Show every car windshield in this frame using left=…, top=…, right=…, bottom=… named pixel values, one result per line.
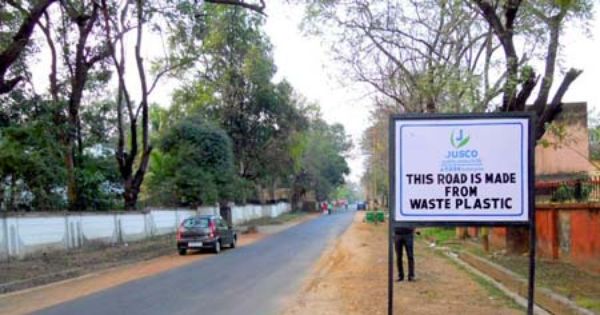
left=182, top=217, right=209, bottom=228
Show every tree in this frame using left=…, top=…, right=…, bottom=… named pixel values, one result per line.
left=292, top=116, right=352, bottom=203
left=99, top=0, right=266, bottom=209
left=0, top=94, right=66, bottom=210
left=302, top=0, right=496, bottom=114
left=0, top=0, right=57, bottom=94
left=302, top=0, right=593, bottom=139
left=471, top=0, right=592, bottom=139
left=35, top=0, right=116, bottom=210
left=360, top=108, right=389, bottom=205
left=172, top=5, right=308, bottom=197
left=147, top=114, right=235, bottom=207
left=0, top=1, right=265, bottom=95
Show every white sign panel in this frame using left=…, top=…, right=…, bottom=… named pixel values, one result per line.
left=394, top=116, right=531, bottom=223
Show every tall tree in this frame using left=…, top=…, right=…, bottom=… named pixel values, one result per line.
left=37, top=0, right=115, bottom=209
left=302, top=0, right=497, bottom=114
left=292, top=115, right=352, bottom=203
left=100, top=0, right=267, bottom=209
left=471, top=0, right=592, bottom=138
left=302, top=0, right=593, bottom=138
left=0, top=0, right=57, bottom=94
left=175, top=5, right=307, bottom=189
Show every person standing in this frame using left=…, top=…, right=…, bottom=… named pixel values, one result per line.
left=394, top=226, right=415, bottom=282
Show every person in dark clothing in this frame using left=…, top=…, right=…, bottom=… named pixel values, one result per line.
left=394, top=226, right=415, bottom=282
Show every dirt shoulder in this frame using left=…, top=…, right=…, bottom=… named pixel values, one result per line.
left=283, top=212, right=522, bottom=315
left=0, top=212, right=317, bottom=315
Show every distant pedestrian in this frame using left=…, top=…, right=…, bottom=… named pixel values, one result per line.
left=394, top=226, right=415, bottom=282
left=321, top=202, right=328, bottom=215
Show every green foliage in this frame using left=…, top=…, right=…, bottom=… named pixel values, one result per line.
left=74, top=155, right=122, bottom=211
left=146, top=114, right=237, bottom=207
left=293, top=117, right=352, bottom=201
left=0, top=96, right=66, bottom=210
left=172, top=6, right=308, bottom=185
left=332, top=182, right=361, bottom=203
left=419, top=228, right=456, bottom=244
left=576, top=183, right=592, bottom=201
left=550, top=179, right=592, bottom=203
left=552, top=183, right=575, bottom=202
left=0, top=1, right=353, bottom=212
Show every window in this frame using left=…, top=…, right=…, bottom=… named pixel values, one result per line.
left=182, top=217, right=209, bottom=228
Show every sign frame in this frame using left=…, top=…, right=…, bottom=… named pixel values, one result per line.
left=387, top=112, right=536, bottom=315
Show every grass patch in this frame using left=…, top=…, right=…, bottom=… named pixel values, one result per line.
left=239, top=211, right=308, bottom=227
left=419, top=227, right=456, bottom=244
left=468, top=266, right=525, bottom=311
left=576, top=297, right=600, bottom=312
left=489, top=255, right=600, bottom=313
left=431, top=248, right=524, bottom=311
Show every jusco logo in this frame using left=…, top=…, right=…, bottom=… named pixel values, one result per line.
left=446, top=129, right=478, bottom=159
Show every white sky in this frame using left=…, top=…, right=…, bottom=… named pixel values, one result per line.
left=264, top=2, right=371, bottom=184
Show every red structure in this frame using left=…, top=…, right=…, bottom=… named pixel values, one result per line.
left=484, top=204, right=600, bottom=273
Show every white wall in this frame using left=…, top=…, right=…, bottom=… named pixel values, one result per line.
left=0, top=203, right=290, bottom=259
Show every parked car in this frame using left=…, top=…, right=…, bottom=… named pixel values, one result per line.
left=176, top=215, right=237, bottom=255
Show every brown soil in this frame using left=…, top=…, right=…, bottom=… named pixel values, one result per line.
left=0, top=233, right=179, bottom=293
left=283, top=213, right=522, bottom=315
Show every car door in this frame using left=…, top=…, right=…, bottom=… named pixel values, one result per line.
left=217, top=218, right=231, bottom=244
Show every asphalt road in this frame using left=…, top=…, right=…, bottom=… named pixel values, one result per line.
left=35, top=211, right=354, bottom=315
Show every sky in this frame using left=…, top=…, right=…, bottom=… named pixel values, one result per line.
left=263, top=2, right=371, bottom=184
left=260, top=3, right=600, bottom=184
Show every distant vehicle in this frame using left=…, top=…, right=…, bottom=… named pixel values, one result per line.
left=357, top=202, right=367, bottom=211
left=176, top=215, right=237, bottom=255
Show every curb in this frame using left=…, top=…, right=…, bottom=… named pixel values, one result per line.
left=442, top=250, right=550, bottom=315
left=458, top=251, right=595, bottom=315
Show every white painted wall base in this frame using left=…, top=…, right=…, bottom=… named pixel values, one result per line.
left=0, top=202, right=290, bottom=259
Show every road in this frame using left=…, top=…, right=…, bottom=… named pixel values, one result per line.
left=34, top=211, right=354, bottom=315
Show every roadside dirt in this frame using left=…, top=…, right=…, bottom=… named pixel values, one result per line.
left=0, top=214, right=317, bottom=315
left=0, top=233, right=178, bottom=294
left=283, top=212, right=522, bottom=315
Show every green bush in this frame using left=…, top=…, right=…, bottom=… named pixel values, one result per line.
left=552, top=183, right=574, bottom=202
left=146, top=114, right=238, bottom=207
left=575, top=182, right=592, bottom=202
left=550, top=181, right=592, bottom=203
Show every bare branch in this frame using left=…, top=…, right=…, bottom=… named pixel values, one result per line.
left=0, top=0, right=58, bottom=94
left=536, top=68, right=583, bottom=139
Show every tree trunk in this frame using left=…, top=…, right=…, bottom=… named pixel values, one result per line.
left=0, top=0, right=57, bottom=94
left=123, top=179, right=140, bottom=210
left=65, top=142, right=78, bottom=210
left=7, top=176, right=16, bottom=211
left=219, top=201, right=232, bottom=226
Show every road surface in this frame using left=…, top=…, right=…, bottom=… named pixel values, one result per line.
left=34, top=211, right=354, bottom=315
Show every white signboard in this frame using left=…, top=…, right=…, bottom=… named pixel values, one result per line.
left=393, top=116, right=531, bottom=224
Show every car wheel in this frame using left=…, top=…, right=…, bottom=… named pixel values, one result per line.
left=213, top=241, right=221, bottom=254
left=178, top=248, right=186, bottom=256
left=230, top=236, right=237, bottom=248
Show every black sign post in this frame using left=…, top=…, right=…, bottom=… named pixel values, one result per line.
left=388, top=113, right=536, bottom=315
